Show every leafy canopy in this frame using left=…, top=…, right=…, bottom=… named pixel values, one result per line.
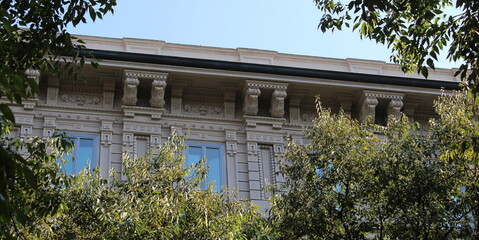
left=0, top=0, right=116, bottom=108
left=270, top=94, right=479, bottom=239
left=0, top=0, right=116, bottom=237
left=315, top=0, right=479, bottom=90
left=25, top=134, right=267, bottom=240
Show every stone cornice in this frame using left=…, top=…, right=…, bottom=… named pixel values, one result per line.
left=80, top=35, right=458, bottom=83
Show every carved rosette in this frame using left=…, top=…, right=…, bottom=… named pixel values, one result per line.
left=301, top=113, right=317, bottom=122
left=150, top=78, right=167, bottom=108
left=270, top=89, right=287, bottom=117
left=59, top=93, right=101, bottom=106
left=184, top=103, right=223, bottom=116
left=243, top=88, right=261, bottom=116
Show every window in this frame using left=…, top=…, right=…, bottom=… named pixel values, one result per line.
left=185, top=142, right=225, bottom=190
left=62, top=133, right=99, bottom=175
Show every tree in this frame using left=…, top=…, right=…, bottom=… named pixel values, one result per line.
left=269, top=95, right=479, bottom=239
left=0, top=130, right=73, bottom=239
left=314, top=0, right=478, bottom=91
left=23, top=134, right=266, bottom=240
left=0, top=0, right=116, bottom=237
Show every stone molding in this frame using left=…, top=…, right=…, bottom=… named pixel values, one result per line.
left=124, top=70, right=168, bottom=80
left=121, top=105, right=164, bottom=119
left=362, top=90, right=404, bottom=100
left=163, top=114, right=241, bottom=122
left=244, top=115, right=285, bottom=129
left=245, top=80, right=288, bottom=90
left=38, top=103, right=121, bottom=113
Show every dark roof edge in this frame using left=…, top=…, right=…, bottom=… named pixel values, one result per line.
left=80, top=49, right=461, bottom=90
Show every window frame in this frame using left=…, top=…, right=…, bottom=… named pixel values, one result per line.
left=185, top=141, right=226, bottom=190
left=62, top=133, right=100, bottom=175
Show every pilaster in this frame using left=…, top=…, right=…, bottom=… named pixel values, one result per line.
left=223, top=90, right=236, bottom=119
left=42, top=116, right=56, bottom=139
left=243, top=115, right=285, bottom=213
left=101, top=74, right=116, bottom=109
left=225, top=130, right=239, bottom=191
left=46, top=77, right=59, bottom=105
left=171, top=86, right=184, bottom=115
left=100, top=120, right=113, bottom=178
left=289, top=97, right=301, bottom=123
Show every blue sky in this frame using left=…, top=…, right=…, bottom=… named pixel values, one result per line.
left=67, top=0, right=458, bottom=69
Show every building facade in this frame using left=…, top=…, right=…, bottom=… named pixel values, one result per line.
left=11, top=36, right=460, bottom=211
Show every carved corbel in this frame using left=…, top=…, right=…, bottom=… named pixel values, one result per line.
left=25, top=69, right=40, bottom=97
left=387, top=99, right=404, bottom=121
left=150, top=78, right=167, bottom=108
left=270, top=89, right=287, bottom=118
left=359, top=97, right=378, bottom=123
left=243, top=88, right=261, bottom=116
left=121, top=76, right=140, bottom=106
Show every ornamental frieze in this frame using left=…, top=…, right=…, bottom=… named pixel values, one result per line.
left=184, top=103, right=223, bottom=116
left=59, top=93, right=101, bottom=106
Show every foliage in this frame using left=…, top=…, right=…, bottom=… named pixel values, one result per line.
left=314, top=0, right=478, bottom=90
left=270, top=94, right=479, bottom=239
left=26, top=134, right=266, bottom=240
left=0, top=0, right=116, bottom=233
left=0, top=128, right=73, bottom=239
left=0, top=0, right=116, bottom=106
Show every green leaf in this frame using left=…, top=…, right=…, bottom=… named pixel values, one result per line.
left=421, top=66, right=429, bottom=79
left=89, top=7, right=96, bottom=21
left=0, top=104, right=15, bottom=124
left=426, top=58, right=435, bottom=70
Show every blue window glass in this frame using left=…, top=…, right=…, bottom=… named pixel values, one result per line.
left=186, top=142, right=225, bottom=190
left=62, top=134, right=99, bottom=175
